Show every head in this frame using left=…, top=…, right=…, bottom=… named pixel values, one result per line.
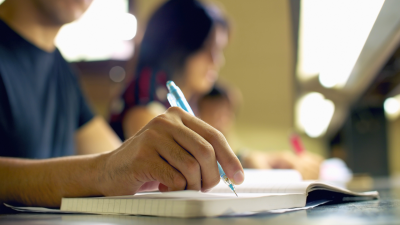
left=137, top=0, right=229, bottom=96
left=198, top=84, right=240, bottom=134
left=30, top=0, right=93, bottom=25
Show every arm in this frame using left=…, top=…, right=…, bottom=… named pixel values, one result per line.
left=122, top=106, right=162, bottom=138
left=0, top=107, right=244, bottom=208
left=0, top=154, right=103, bottom=207
left=75, top=116, right=122, bottom=155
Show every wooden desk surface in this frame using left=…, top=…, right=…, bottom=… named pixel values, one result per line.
left=1, top=189, right=399, bottom=225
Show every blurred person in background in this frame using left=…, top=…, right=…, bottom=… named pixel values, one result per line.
left=198, top=84, right=323, bottom=180
left=111, top=0, right=322, bottom=180
left=0, top=0, right=244, bottom=210
left=110, top=0, right=229, bottom=139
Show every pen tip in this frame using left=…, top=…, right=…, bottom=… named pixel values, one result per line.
left=234, top=190, right=238, bottom=197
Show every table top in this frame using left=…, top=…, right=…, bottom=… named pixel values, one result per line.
left=1, top=189, right=399, bottom=225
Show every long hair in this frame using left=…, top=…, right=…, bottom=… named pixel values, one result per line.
left=110, top=0, right=229, bottom=140
left=137, top=0, right=229, bottom=77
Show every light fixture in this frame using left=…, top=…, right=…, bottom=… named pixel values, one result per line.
left=297, top=0, right=384, bottom=88
left=296, top=92, right=335, bottom=138
left=384, top=96, right=400, bottom=121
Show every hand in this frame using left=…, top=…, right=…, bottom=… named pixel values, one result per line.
left=97, top=107, right=244, bottom=196
left=241, top=151, right=323, bottom=180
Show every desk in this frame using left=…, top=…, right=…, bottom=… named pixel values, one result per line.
left=1, top=190, right=399, bottom=225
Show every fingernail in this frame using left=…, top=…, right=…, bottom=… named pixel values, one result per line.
left=233, top=171, right=244, bottom=185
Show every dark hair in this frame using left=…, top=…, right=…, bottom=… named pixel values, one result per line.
left=136, top=0, right=229, bottom=77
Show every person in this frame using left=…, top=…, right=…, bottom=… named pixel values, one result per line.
left=0, top=0, right=244, bottom=210
left=110, top=0, right=229, bottom=139
left=197, top=83, right=241, bottom=136
left=110, top=0, right=323, bottom=180
left=198, top=84, right=323, bottom=180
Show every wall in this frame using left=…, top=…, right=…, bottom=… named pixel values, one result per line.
left=388, top=118, right=400, bottom=176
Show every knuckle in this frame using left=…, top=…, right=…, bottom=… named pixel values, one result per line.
left=198, top=140, right=215, bottom=160
left=203, top=174, right=221, bottom=190
left=214, top=130, right=226, bottom=142
left=185, top=158, right=200, bottom=174
left=166, top=106, right=184, bottom=115
left=173, top=174, right=187, bottom=190
left=150, top=114, right=169, bottom=126
left=204, top=128, right=226, bottom=144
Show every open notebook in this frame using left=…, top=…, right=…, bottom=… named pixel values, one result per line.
left=5, top=170, right=378, bottom=218
left=55, top=181, right=378, bottom=218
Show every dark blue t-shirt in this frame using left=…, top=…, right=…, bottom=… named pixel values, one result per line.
left=0, top=20, right=94, bottom=158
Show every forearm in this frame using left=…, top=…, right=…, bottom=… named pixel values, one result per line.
left=75, top=116, right=122, bottom=155
left=0, top=154, right=105, bottom=208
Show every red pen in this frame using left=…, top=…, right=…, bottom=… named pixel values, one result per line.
left=290, top=133, right=305, bottom=155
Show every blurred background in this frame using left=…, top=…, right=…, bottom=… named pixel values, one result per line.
left=2, top=0, right=399, bottom=180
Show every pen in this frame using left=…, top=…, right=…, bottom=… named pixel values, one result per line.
left=166, top=81, right=238, bottom=197
left=289, top=133, right=305, bottom=155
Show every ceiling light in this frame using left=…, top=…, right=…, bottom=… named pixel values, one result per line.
left=297, top=0, right=384, bottom=88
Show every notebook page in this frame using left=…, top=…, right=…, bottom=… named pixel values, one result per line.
left=99, top=191, right=238, bottom=200
left=210, top=182, right=314, bottom=194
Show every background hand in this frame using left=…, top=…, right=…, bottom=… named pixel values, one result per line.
left=241, top=151, right=323, bottom=180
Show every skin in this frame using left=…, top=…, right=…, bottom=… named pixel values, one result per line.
left=0, top=0, right=245, bottom=208
left=123, top=26, right=228, bottom=138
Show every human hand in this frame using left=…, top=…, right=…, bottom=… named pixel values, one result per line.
left=97, top=107, right=244, bottom=196
left=241, top=151, right=323, bottom=180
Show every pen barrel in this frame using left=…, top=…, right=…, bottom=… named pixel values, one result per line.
left=167, top=82, right=195, bottom=116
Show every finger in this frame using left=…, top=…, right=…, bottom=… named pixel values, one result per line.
left=149, top=157, right=187, bottom=191
left=168, top=107, right=244, bottom=185
left=159, top=183, right=168, bottom=192
left=137, top=181, right=160, bottom=192
left=166, top=125, right=221, bottom=190
left=135, top=110, right=218, bottom=190
left=154, top=136, right=202, bottom=191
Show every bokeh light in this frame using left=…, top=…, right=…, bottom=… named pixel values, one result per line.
left=296, top=92, right=335, bottom=138
left=384, top=96, right=400, bottom=120
left=109, top=66, right=126, bottom=83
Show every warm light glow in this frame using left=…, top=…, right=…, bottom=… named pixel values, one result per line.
left=0, top=0, right=4, bottom=5
left=384, top=96, right=400, bottom=121
left=297, top=0, right=384, bottom=88
left=56, top=0, right=136, bottom=62
left=296, top=92, right=335, bottom=138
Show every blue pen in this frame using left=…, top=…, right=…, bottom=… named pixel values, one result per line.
left=166, top=81, right=238, bottom=197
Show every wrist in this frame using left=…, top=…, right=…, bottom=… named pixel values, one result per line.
left=92, top=152, right=111, bottom=196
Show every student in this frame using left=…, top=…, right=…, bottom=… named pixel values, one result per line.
left=110, top=0, right=228, bottom=139
left=198, top=84, right=323, bottom=180
left=110, top=0, right=322, bottom=179
left=0, top=0, right=244, bottom=210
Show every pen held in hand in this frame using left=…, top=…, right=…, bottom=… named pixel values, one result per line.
left=166, top=81, right=238, bottom=197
